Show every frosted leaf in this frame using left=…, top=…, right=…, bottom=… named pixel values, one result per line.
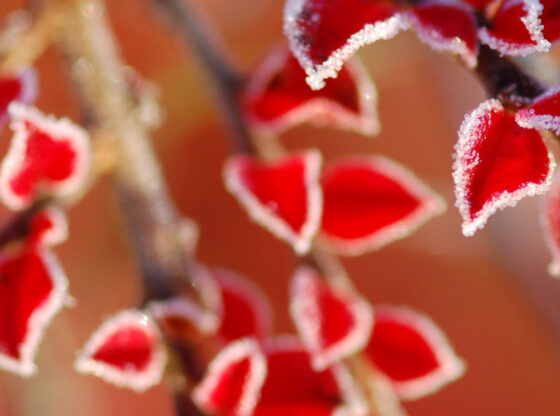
left=516, top=85, right=560, bottom=134
left=320, top=156, right=445, bottom=256
left=365, top=306, right=465, bottom=400
left=223, top=151, right=323, bottom=254
left=75, top=310, right=166, bottom=392
left=290, top=267, right=373, bottom=370
left=0, top=104, right=91, bottom=210
left=453, top=99, right=554, bottom=236
left=28, top=206, right=68, bottom=247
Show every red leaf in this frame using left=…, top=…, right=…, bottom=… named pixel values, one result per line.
left=453, top=99, right=554, bottom=236
left=284, top=0, right=408, bottom=89
left=211, top=268, right=273, bottom=343
left=75, top=310, right=167, bottom=392
left=0, top=104, right=90, bottom=210
left=28, top=207, right=68, bottom=247
left=290, top=267, right=373, bottom=370
left=242, top=46, right=379, bottom=136
left=148, top=297, right=220, bottom=340
left=479, top=0, right=550, bottom=55
left=255, top=337, right=363, bottom=416
left=224, top=151, right=322, bottom=254
left=541, top=174, right=560, bottom=276
left=541, top=0, right=560, bottom=42
left=0, top=247, right=68, bottom=376
left=516, top=85, right=560, bottom=134
left=0, top=68, right=37, bottom=128
left=364, top=306, right=465, bottom=400
left=193, top=338, right=267, bottom=416
left=408, top=0, right=478, bottom=68
left=321, top=156, right=445, bottom=255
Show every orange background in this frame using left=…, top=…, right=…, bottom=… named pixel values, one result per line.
left=1, top=0, right=560, bottom=415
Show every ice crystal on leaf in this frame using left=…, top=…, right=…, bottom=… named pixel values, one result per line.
left=224, top=151, right=323, bottom=254
left=320, top=156, right=445, bottom=256
left=364, top=306, right=465, bottom=400
left=242, top=45, right=379, bottom=136
left=75, top=310, right=167, bottom=392
left=0, top=104, right=90, bottom=210
left=290, top=267, right=373, bottom=370
left=453, top=99, right=554, bottom=236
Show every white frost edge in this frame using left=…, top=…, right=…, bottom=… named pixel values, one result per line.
left=74, top=309, right=167, bottom=392
left=284, top=0, right=409, bottom=90
left=212, top=267, right=273, bottom=341
left=147, top=297, right=219, bottom=337
left=321, top=155, right=446, bottom=256
left=406, top=0, right=478, bottom=69
left=34, top=206, right=69, bottom=247
left=373, top=305, right=466, bottom=401
left=0, top=103, right=91, bottom=211
left=0, top=68, right=38, bottom=127
left=244, top=46, right=380, bottom=137
left=478, top=0, right=551, bottom=56
left=516, top=84, right=560, bottom=135
left=223, top=150, right=323, bottom=254
left=192, top=338, right=267, bottom=416
left=453, top=99, right=555, bottom=237
left=0, top=248, right=69, bottom=377
left=291, top=266, right=374, bottom=371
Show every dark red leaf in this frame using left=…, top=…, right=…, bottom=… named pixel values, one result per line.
left=75, top=310, right=166, bottom=392
left=0, top=247, right=68, bottom=376
left=242, top=45, right=379, bottom=136
left=516, top=85, right=560, bottom=134
left=479, top=0, right=550, bottom=55
left=0, top=104, right=90, bottom=210
left=409, top=0, right=478, bottom=68
left=321, top=156, right=445, bottom=255
left=0, top=68, right=37, bottom=128
left=224, top=151, right=322, bottom=254
left=290, top=267, right=373, bottom=369
left=541, top=0, right=560, bottom=42
left=284, top=0, right=407, bottom=89
left=454, top=99, right=554, bottom=236
left=364, top=306, right=465, bottom=400
left=193, top=338, right=267, bottom=416
left=211, top=268, right=273, bottom=343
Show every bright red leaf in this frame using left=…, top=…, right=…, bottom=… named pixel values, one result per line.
left=364, top=306, right=465, bottom=400
left=478, top=0, right=550, bottom=55
left=284, top=0, right=408, bottom=89
left=0, top=68, right=37, bottom=128
left=541, top=0, right=560, bottom=42
left=453, top=99, right=554, bottom=236
left=224, top=151, right=322, bottom=254
left=290, top=267, right=373, bottom=370
left=242, top=45, right=379, bottom=136
left=75, top=310, right=166, bottom=392
left=0, top=104, right=91, bottom=210
left=516, top=85, right=560, bottom=135
left=27, top=207, right=68, bottom=247
left=193, top=338, right=267, bottom=416
left=211, top=268, right=273, bottom=343
left=321, top=156, right=445, bottom=255
left=0, top=247, right=69, bottom=376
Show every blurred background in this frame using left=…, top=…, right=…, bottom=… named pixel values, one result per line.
left=2, top=0, right=560, bottom=414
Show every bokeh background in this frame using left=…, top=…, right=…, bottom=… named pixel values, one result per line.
left=2, top=0, right=560, bottom=414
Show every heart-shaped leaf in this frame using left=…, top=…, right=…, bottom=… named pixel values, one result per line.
left=0, top=247, right=69, bottom=376
left=290, top=267, right=373, bottom=370
left=284, top=0, right=408, bottom=90
left=321, top=156, right=445, bottom=255
left=75, top=310, right=167, bottom=392
left=453, top=99, right=554, bottom=236
left=364, top=306, right=465, bottom=400
left=242, top=45, right=379, bottom=136
left=193, top=338, right=267, bottom=416
left=224, top=151, right=322, bottom=254
left=0, top=104, right=91, bottom=210
left=478, top=0, right=550, bottom=56
left=408, top=0, right=478, bottom=68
